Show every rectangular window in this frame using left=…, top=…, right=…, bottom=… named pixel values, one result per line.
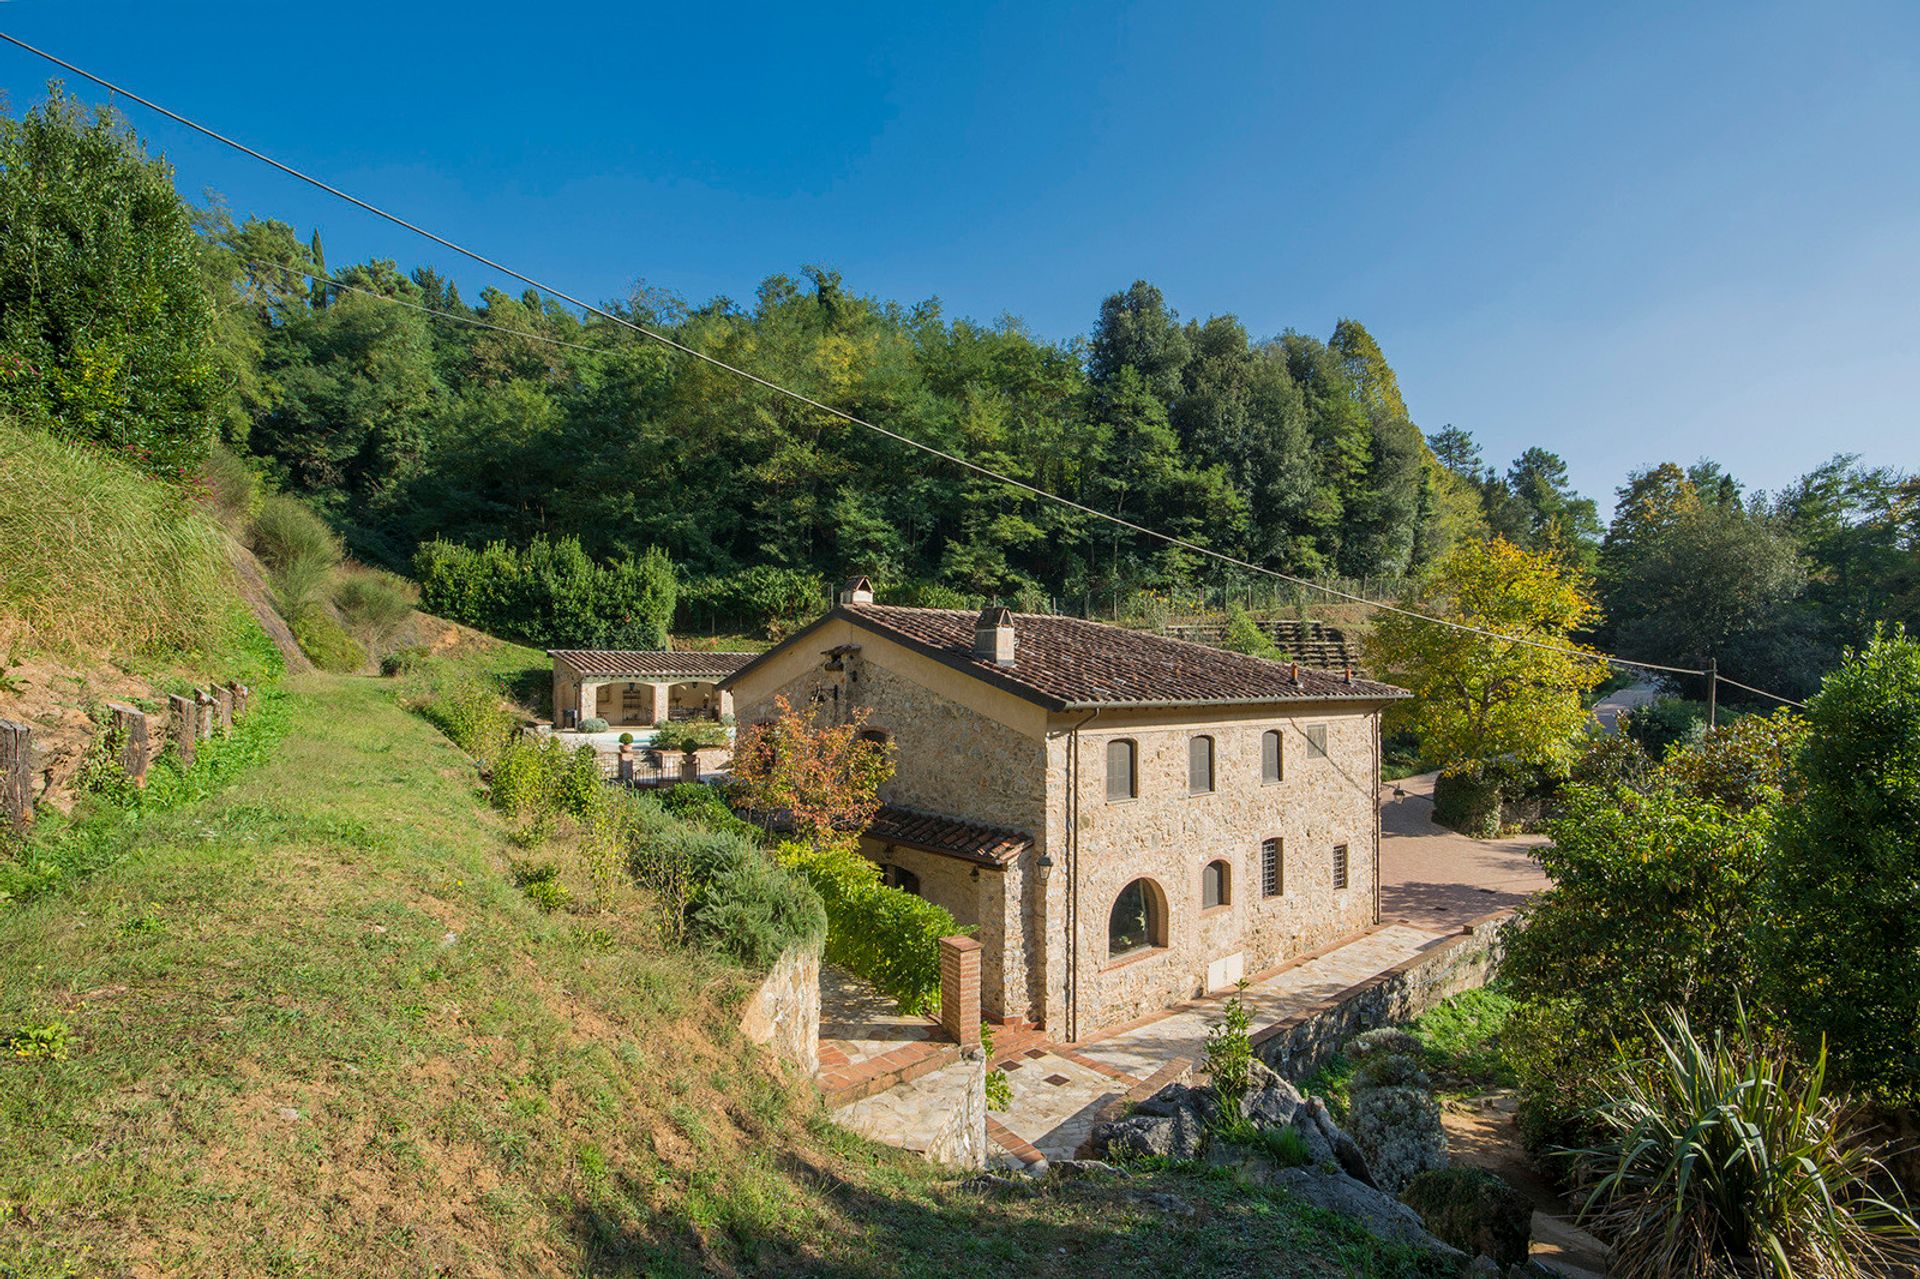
left=1106, top=738, right=1137, bottom=801
left=1262, top=730, right=1283, bottom=783
left=1304, top=724, right=1329, bottom=760
left=1188, top=735, right=1215, bottom=795
left=1332, top=843, right=1349, bottom=890
left=1261, top=837, right=1282, bottom=898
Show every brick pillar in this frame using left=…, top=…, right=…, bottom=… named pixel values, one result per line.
left=109, top=704, right=149, bottom=788
left=168, top=694, right=197, bottom=768
left=213, top=686, right=234, bottom=735
left=617, top=742, right=634, bottom=784
left=0, top=719, right=32, bottom=834
left=938, top=935, right=982, bottom=1048
left=649, top=682, right=671, bottom=726
left=680, top=750, right=700, bottom=783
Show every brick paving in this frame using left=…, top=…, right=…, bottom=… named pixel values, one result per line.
left=1378, top=772, right=1548, bottom=929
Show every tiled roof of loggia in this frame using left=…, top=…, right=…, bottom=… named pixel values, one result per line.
left=549, top=649, right=757, bottom=678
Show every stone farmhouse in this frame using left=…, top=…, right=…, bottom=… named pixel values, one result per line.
left=548, top=649, right=755, bottom=730
left=721, top=577, right=1409, bottom=1040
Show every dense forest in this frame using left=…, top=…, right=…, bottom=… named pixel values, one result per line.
left=3, top=87, right=1916, bottom=696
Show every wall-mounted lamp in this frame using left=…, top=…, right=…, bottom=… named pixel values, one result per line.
left=1037, top=852, right=1054, bottom=870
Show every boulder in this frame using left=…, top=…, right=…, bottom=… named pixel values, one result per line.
left=1305, top=1095, right=1378, bottom=1188
left=1132, top=1081, right=1220, bottom=1127
left=1401, top=1167, right=1534, bottom=1270
left=1271, top=1167, right=1468, bottom=1265
left=1092, top=1107, right=1206, bottom=1162
left=1240, top=1062, right=1305, bottom=1128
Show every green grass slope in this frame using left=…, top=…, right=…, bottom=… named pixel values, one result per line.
left=1, top=673, right=1455, bottom=1278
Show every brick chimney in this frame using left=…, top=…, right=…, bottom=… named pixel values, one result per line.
left=838, top=575, right=874, bottom=606
left=973, top=605, right=1015, bottom=667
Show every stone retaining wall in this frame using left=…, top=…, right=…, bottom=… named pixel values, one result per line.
left=739, top=938, right=822, bottom=1077
left=1252, top=912, right=1514, bottom=1082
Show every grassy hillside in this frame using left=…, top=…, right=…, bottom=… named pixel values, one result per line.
left=1, top=669, right=1455, bottom=1278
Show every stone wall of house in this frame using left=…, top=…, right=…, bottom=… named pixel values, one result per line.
left=1253, top=913, right=1512, bottom=1082
left=738, top=937, right=823, bottom=1076
left=1049, top=706, right=1381, bottom=1036
left=736, top=642, right=1051, bottom=1024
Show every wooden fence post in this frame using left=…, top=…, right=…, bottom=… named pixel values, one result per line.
left=938, top=936, right=983, bottom=1049
left=229, top=682, right=250, bottom=719
left=109, top=704, right=150, bottom=788
left=1, top=719, right=33, bottom=834
left=213, top=686, right=233, bottom=736
left=168, top=694, right=197, bottom=768
left=195, top=691, right=214, bottom=741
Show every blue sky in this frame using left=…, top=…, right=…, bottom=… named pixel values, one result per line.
left=2, top=1, right=1915, bottom=509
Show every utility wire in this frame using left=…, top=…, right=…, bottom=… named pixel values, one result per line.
left=3, top=30, right=1809, bottom=708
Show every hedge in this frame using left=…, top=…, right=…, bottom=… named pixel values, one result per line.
left=415, top=534, right=675, bottom=649
left=776, top=840, right=963, bottom=1016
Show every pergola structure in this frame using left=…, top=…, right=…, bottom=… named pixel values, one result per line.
left=548, top=649, right=757, bottom=729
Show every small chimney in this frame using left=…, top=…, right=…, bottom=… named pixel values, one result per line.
left=974, top=606, right=1015, bottom=667
left=1289, top=661, right=1302, bottom=687
left=838, top=575, right=874, bottom=606
left=1343, top=665, right=1354, bottom=685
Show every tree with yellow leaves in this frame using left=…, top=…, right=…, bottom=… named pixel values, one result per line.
left=1368, top=537, right=1606, bottom=782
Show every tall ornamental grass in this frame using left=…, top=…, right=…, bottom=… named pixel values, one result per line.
left=1575, top=1006, right=1919, bottom=1279
left=0, top=421, right=230, bottom=660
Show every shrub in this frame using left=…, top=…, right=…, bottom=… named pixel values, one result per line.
left=618, top=732, right=634, bottom=746
left=1202, top=989, right=1255, bottom=1114
left=1623, top=696, right=1711, bottom=759
left=578, top=717, right=610, bottom=733
left=684, top=831, right=825, bottom=969
left=1431, top=769, right=1501, bottom=837
left=1765, top=631, right=1920, bottom=1108
left=775, top=841, right=960, bottom=1015
left=1346, top=1084, right=1447, bottom=1194
left=1345, top=1026, right=1423, bottom=1065
left=521, top=877, right=571, bottom=913
left=290, top=609, right=364, bottom=673
left=660, top=718, right=728, bottom=752
left=1402, top=1167, right=1533, bottom=1269
left=249, top=493, right=342, bottom=576
left=1573, top=1006, right=1919, bottom=1279
left=380, top=645, right=429, bottom=677
left=1351, top=1052, right=1432, bottom=1095
left=1221, top=605, right=1280, bottom=658
left=415, top=675, right=516, bottom=762
left=415, top=535, right=675, bottom=649
left=332, top=567, right=416, bottom=648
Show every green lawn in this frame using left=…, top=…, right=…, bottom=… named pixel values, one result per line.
left=2, top=673, right=1456, bottom=1278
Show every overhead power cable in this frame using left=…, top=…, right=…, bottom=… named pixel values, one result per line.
left=1, top=30, right=1811, bottom=710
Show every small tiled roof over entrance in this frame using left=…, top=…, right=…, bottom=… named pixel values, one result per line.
left=723, top=605, right=1407, bottom=710
left=868, top=804, right=1033, bottom=867
left=550, top=649, right=756, bottom=678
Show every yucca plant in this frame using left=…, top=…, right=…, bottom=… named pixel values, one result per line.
left=1573, top=1004, right=1918, bottom=1278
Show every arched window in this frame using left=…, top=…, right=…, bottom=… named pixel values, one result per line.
left=1189, top=735, right=1215, bottom=795
left=1262, top=730, right=1283, bottom=783
left=1202, top=858, right=1231, bottom=910
left=1106, top=738, right=1137, bottom=801
left=1108, top=878, right=1166, bottom=959
left=881, top=863, right=921, bottom=896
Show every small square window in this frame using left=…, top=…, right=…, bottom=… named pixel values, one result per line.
left=1332, top=843, right=1349, bottom=890
left=1304, top=724, right=1329, bottom=760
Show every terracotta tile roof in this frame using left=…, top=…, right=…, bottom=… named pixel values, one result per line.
left=868, top=804, right=1032, bottom=867
left=549, top=649, right=757, bottom=678
left=737, top=604, right=1405, bottom=710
